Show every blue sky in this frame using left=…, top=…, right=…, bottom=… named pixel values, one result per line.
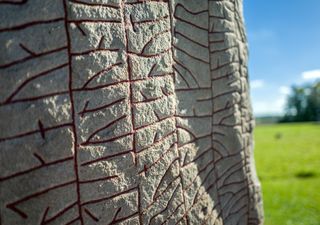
left=243, top=0, right=320, bottom=116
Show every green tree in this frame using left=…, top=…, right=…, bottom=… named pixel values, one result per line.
left=281, top=81, right=320, bottom=122
left=305, top=82, right=320, bottom=121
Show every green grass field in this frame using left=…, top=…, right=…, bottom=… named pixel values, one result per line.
left=254, top=123, right=320, bottom=225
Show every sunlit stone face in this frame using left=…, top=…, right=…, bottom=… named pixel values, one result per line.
left=0, top=1, right=263, bottom=224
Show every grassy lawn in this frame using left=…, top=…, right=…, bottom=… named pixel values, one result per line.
left=254, top=122, right=320, bottom=225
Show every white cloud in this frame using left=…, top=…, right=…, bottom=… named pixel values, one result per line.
left=250, top=79, right=264, bottom=89
left=302, top=69, right=320, bottom=80
left=279, top=86, right=291, bottom=95
left=251, top=85, right=291, bottom=116
left=252, top=97, right=286, bottom=116
left=275, top=97, right=286, bottom=110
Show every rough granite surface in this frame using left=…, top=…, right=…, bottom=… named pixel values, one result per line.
left=0, top=0, right=263, bottom=224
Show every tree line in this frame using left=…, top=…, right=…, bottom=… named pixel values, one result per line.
left=280, top=80, right=320, bottom=122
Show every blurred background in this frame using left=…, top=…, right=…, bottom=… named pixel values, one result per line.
left=244, top=1, right=320, bottom=225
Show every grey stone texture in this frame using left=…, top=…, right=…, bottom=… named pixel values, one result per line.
left=0, top=0, right=263, bottom=224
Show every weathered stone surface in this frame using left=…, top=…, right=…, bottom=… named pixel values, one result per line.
left=0, top=0, right=263, bottom=224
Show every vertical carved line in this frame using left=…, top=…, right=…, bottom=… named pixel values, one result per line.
left=120, top=1, right=141, bottom=224
left=62, top=0, right=84, bottom=224
left=208, top=1, right=223, bottom=222
left=168, top=1, right=189, bottom=224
